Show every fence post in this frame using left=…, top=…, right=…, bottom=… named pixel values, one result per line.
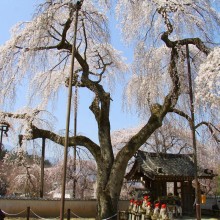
left=27, top=206, right=30, bottom=220
left=67, top=208, right=71, bottom=220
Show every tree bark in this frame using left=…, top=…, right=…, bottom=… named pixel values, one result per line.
left=95, top=164, right=123, bottom=220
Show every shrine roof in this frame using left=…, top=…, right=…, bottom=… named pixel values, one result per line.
left=125, top=150, right=216, bottom=181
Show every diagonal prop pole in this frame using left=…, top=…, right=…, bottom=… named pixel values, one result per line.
left=60, top=2, right=82, bottom=220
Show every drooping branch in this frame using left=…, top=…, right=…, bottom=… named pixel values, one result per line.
left=195, top=121, right=220, bottom=143
left=49, top=25, right=62, bottom=41
left=169, top=108, right=191, bottom=122
left=170, top=109, right=220, bottom=143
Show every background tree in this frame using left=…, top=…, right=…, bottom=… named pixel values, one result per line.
left=217, top=169, right=220, bottom=195
left=0, top=0, right=220, bottom=219
left=45, top=156, right=97, bottom=199
left=0, top=160, right=7, bottom=196
left=3, top=148, right=41, bottom=197
left=0, top=148, right=7, bottom=161
left=66, top=158, right=96, bottom=199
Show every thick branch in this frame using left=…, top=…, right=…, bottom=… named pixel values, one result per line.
left=113, top=39, right=181, bottom=161
left=162, top=47, right=180, bottom=113
left=0, top=111, right=40, bottom=121
left=161, top=33, right=211, bottom=55
left=89, top=96, right=100, bottom=121
left=1, top=109, right=102, bottom=162
left=108, top=33, right=183, bottom=195
left=20, top=124, right=101, bottom=162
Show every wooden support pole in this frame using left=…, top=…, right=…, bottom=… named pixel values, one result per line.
left=186, top=44, right=201, bottom=220
left=40, top=138, right=46, bottom=198
left=60, top=2, right=81, bottom=220
left=27, top=206, right=30, bottom=220
left=67, top=208, right=71, bottom=220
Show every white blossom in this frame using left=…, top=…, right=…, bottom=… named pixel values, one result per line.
left=0, top=0, right=126, bottom=110
left=196, top=47, right=220, bottom=109
left=116, top=0, right=220, bottom=45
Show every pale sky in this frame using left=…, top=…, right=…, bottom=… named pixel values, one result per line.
left=0, top=1, right=139, bottom=156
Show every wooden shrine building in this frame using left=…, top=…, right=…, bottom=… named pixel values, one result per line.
left=125, top=150, right=217, bottom=215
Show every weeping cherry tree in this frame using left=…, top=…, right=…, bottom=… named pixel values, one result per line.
left=0, top=0, right=220, bottom=219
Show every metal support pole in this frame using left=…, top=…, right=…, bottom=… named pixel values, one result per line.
left=186, top=44, right=201, bottom=220
left=60, top=2, right=81, bottom=220
left=40, top=138, right=46, bottom=198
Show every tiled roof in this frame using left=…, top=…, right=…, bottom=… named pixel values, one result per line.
left=126, top=150, right=216, bottom=180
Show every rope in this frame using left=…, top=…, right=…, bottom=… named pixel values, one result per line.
left=102, top=213, right=117, bottom=220
left=70, top=211, right=117, bottom=220
left=2, top=208, right=117, bottom=219
left=2, top=209, right=26, bottom=216
left=30, top=209, right=61, bottom=219
left=70, top=210, right=83, bottom=218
